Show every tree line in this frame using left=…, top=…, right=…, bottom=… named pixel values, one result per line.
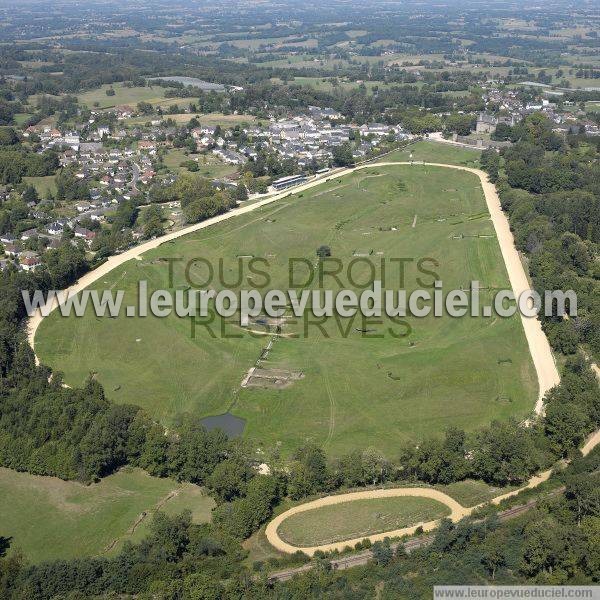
left=481, top=113, right=600, bottom=357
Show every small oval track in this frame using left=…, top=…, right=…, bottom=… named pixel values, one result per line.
left=265, top=487, right=471, bottom=556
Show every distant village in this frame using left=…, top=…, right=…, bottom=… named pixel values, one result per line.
left=1, top=80, right=598, bottom=273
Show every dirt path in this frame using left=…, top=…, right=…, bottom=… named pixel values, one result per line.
left=372, top=161, right=560, bottom=413
left=264, top=487, right=470, bottom=555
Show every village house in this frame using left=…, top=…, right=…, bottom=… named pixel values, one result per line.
left=0, top=234, right=16, bottom=245
left=476, top=113, right=498, bottom=134
left=3, top=243, right=20, bottom=257
left=74, top=227, right=96, bottom=244
left=46, top=220, right=67, bottom=236
left=19, top=251, right=41, bottom=272
left=114, top=105, right=134, bottom=119
left=20, top=228, right=38, bottom=241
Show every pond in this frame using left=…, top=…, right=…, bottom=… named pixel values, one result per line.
left=200, top=412, right=246, bottom=437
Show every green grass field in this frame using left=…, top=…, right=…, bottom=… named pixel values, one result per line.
left=0, top=467, right=214, bottom=563
left=384, top=140, right=481, bottom=166
left=277, top=496, right=451, bottom=546
left=125, top=112, right=257, bottom=128
left=36, top=158, right=536, bottom=457
left=437, top=479, right=517, bottom=507
left=13, top=113, right=31, bottom=126
left=22, top=175, right=57, bottom=197
left=193, top=154, right=238, bottom=179
left=162, top=149, right=238, bottom=178
left=77, top=83, right=168, bottom=109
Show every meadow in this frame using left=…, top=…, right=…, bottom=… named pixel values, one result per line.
left=35, top=160, right=537, bottom=457
left=76, top=83, right=169, bottom=109
left=162, top=149, right=238, bottom=178
left=383, top=140, right=481, bottom=166
left=22, top=175, right=57, bottom=197
left=125, top=112, right=257, bottom=128
left=0, top=467, right=214, bottom=563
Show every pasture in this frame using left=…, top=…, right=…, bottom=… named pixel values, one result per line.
left=35, top=161, right=537, bottom=457
left=276, top=496, right=450, bottom=547
left=162, top=149, right=238, bottom=178
left=125, top=111, right=257, bottom=128
left=77, top=83, right=168, bottom=109
left=0, top=467, right=214, bottom=563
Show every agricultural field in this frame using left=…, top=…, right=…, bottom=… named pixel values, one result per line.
left=35, top=161, right=537, bottom=458
left=125, top=111, right=257, bottom=128
left=0, top=467, right=214, bottom=563
left=76, top=83, right=169, bottom=109
left=271, top=76, right=393, bottom=93
left=276, top=496, right=451, bottom=547
left=13, top=113, right=31, bottom=126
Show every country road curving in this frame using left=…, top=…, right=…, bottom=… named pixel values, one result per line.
left=28, top=159, right=560, bottom=413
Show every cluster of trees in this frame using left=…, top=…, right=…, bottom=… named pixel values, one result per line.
left=0, top=196, right=35, bottom=236
left=55, top=170, right=89, bottom=202
left=0, top=511, right=256, bottom=599
left=481, top=113, right=600, bottom=356
left=139, top=204, right=165, bottom=239
left=443, top=113, right=477, bottom=136
left=150, top=174, right=238, bottom=224
left=89, top=199, right=139, bottom=258
left=0, top=145, right=58, bottom=185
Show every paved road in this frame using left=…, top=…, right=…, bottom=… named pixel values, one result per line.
left=131, top=162, right=141, bottom=193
